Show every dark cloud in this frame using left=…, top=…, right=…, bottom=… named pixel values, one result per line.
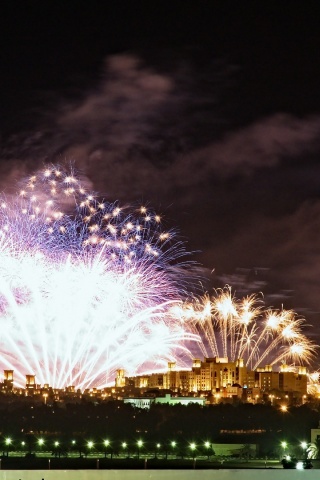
left=2, top=54, right=320, bottom=337
left=2, top=55, right=320, bottom=200
left=207, top=200, right=320, bottom=319
left=181, top=114, right=320, bottom=178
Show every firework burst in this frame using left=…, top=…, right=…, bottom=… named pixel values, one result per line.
left=179, top=286, right=316, bottom=370
left=0, top=165, right=198, bottom=389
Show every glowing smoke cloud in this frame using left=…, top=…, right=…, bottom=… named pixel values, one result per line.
left=0, top=165, right=199, bottom=389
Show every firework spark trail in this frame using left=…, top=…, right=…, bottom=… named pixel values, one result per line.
left=172, top=296, right=220, bottom=358
left=181, top=286, right=316, bottom=369
left=0, top=165, right=200, bottom=389
left=236, top=294, right=262, bottom=361
left=245, top=309, right=283, bottom=367
left=250, top=310, right=307, bottom=369
left=211, top=288, right=237, bottom=358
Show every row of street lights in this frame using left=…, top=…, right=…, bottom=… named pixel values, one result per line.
left=1, top=437, right=213, bottom=458
left=4, top=436, right=312, bottom=462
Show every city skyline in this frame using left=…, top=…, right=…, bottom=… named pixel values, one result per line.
left=0, top=353, right=310, bottom=401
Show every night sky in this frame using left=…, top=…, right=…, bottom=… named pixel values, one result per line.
left=2, top=3, right=320, bottom=345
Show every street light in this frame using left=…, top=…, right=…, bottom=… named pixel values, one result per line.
left=87, top=440, right=94, bottom=457
left=103, top=439, right=110, bottom=458
left=70, top=439, right=76, bottom=456
left=137, top=439, right=143, bottom=459
left=122, top=442, right=128, bottom=458
left=189, top=442, right=197, bottom=460
left=204, top=441, right=212, bottom=460
left=4, top=438, right=12, bottom=457
left=155, top=442, right=161, bottom=459
left=53, top=440, right=61, bottom=458
left=301, top=441, right=308, bottom=459
left=37, top=438, right=45, bottom=455
left=281, top=441, right=287, bottom=459
left=5, top=438, right=11, bottom=448
left=165, top=440, right=176, bottom=460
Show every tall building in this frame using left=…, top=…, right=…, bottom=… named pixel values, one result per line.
left=25, top=374, right=36, bottom=394
left=115, top=369, right=126, bottom=388
left=3, top=370, right=13, bottom=391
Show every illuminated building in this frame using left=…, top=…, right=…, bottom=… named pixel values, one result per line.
left=123, top=357, right=308, bottom=403
left=124, top=393, right=205, bottom=409
left=256, top=365, right=279, bottom=391
left=279, top=365, right=307, bottom=393
left=115, top=369, right=126, bottom=388
left=3, top=370, right=13, bottom=391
